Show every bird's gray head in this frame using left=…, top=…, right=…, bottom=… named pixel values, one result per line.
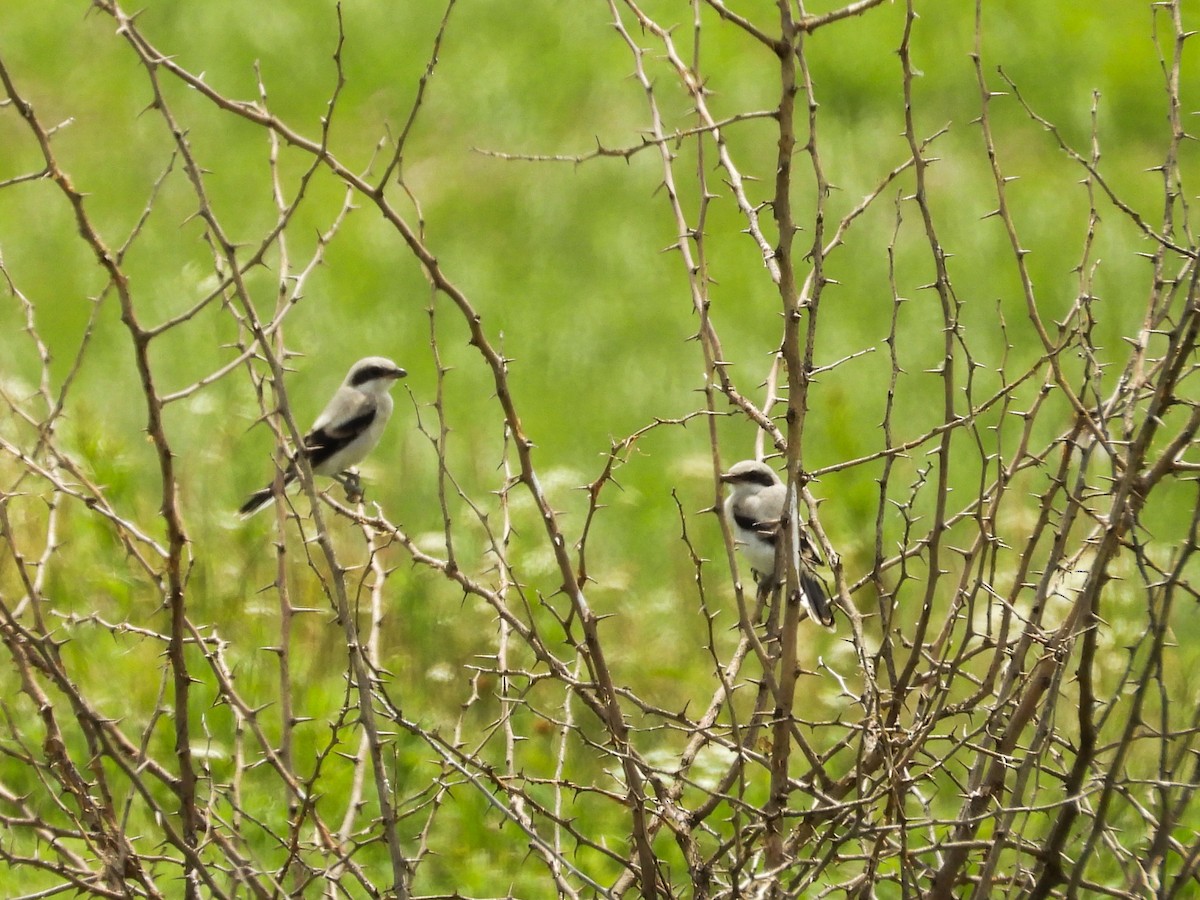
left=344, top=356, right=407, bottom=393
left=720, top=459, right=782, bottom=497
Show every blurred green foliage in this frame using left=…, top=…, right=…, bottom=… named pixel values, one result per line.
left=1, top=0, right=1197, bottom=893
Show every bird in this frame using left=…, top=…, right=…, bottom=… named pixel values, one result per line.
left=239, top=356, right=407, bottom=517
left=720, top=459, right=835, bottom=628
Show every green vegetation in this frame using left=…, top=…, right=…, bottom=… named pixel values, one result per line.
left=1, top=0, right=1198, bottom=896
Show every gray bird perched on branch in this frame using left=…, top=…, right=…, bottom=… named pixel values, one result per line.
left=239, top=356, right=407, bottom=517
left=720, top=459, right=835, bottom=628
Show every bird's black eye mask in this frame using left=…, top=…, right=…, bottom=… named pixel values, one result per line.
left=740, top=469, right=778, bottom=488
left=350, top=365, right=404, bottom=386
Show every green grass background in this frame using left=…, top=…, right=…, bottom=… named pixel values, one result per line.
left=1, top=0, right=1197, bottom=894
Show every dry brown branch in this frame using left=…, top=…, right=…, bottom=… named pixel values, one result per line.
left=0, top=0, right=1197, bottom=897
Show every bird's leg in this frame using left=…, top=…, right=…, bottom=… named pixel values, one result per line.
left=756, top=572, right=784, bottom=655
left=334, top=469, right=364, bottom=503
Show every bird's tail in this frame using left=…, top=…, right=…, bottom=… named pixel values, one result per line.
left=800, top=571, right=836, bottom=629
left=238, top=471, right=295, bottom=518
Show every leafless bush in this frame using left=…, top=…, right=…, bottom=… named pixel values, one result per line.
left=1, top=1, right=1198, bottom=897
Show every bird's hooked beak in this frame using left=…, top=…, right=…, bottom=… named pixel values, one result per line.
left=389, top=366, right=408, bottom=380
left=718, top=471, right=735, bottom=484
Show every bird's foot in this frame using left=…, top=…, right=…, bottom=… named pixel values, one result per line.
left=336, top=470, right=364, bottom=504
left=753, top=573, right=784, bottom=644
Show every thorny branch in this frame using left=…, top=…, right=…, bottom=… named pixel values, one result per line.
left=0, top=1, right=1197, bottom=898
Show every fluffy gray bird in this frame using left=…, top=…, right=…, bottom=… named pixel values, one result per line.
left=239, top=356, right=407, bottom=517
left=720, top=459, right=835, bottom=628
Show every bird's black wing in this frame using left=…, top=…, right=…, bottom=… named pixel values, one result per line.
left=798, top=531, right=825, bottom=568
left=734, top=511, right=779, bottom=542
left=303, top=400, right=377, bottom=471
